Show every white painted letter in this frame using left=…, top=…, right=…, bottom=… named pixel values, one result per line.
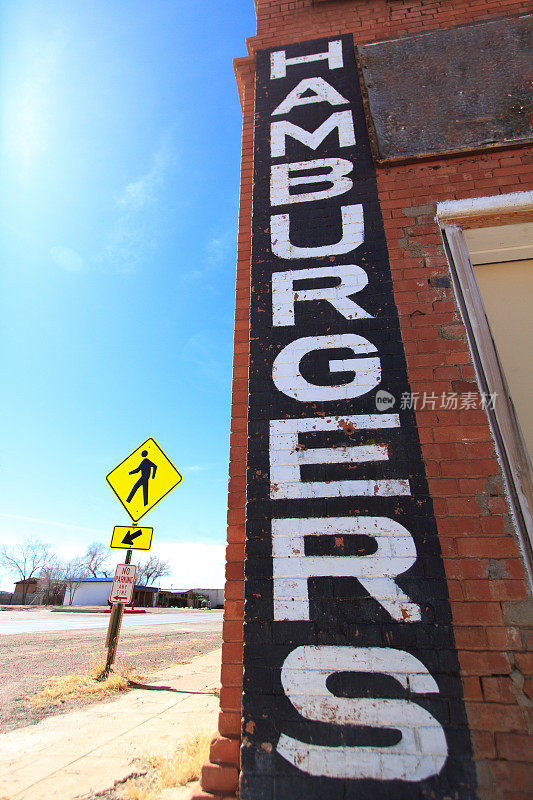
left=278, top=646, right=447, bottom=781
left=271, top=111, right=355, bottom=158
left=272, top=78, right=348, bottom=117
left=272, top=264, right=372, bottom=326
left=271, top=203, right=363, bottom=259
left=271, top=40, right=343, bottom=79
left=269, top=415, right=411, bottom=499
left=271, top=159, right=353, bottom=206
left=272, top=516, right=420, bottom=622
left=272, top=333, right=380, bottom=401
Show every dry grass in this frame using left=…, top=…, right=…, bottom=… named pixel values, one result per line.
left=26, top=658, right=141, bottom=709
left=148, top=731, right=211, bottom=787
left=122, top=731, right=212, bottom=799
left=123, top=782, right=159, bottom=800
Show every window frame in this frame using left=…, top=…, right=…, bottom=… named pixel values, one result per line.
left=439, top=215, right=533, bottom=583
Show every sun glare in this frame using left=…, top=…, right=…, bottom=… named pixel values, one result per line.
left=3, top=33, right=65, bottom=178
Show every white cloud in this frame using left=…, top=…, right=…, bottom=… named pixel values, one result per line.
left=0, top=512, right=105, bottom=536
left=95, top=132, right=177, bottom=273
left=116, top=144, right=170, bottom=211
left=0, top=522, right=225, bottom=594
left=50, top=245, right=85, bottom=272
left=148, top=541, right=225, bottom=591
left=205, top=229, right=234, bottom=267
left=181, top=226, right=236, bottom=284
left=0, top=514, right=108, bottom=591
left=180, top=332, right=230, bottom=388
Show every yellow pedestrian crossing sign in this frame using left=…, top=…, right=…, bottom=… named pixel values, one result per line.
left=110, top=525, right=154, bottom=551
left=106, top=438, right=183, bottom=523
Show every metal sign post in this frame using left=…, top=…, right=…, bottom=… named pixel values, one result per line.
left=101, top=438, right=183, bottom=680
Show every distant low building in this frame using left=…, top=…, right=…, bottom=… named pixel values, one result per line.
left=13, top=577, right=65, bottom=605
left=157, top=588, right=224, bottom=609
left=189, top=588, right=224, bottom=609
left=62, top=578, right=160, bottom=608
left=157, top=589, right=188, bottom=607
left=14, top=577, right=46, bottom=596
left=9, top=577, right=222, bottom=608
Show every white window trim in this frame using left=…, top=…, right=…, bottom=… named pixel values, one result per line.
left=437, top=190, right=533, bottom=223
left=437, top=192, right=533, bottom=584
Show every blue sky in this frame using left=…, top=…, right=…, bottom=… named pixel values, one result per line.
left=0, top=0, right=256, bottom=590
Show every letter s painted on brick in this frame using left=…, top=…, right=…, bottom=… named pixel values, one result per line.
left=277, top=646, right=448, bottom=781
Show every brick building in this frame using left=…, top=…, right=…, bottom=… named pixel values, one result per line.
left=191, top=2, right=532, bottom=798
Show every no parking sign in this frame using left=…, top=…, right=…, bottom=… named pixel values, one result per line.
left=109, top=563, right=137, bottom=605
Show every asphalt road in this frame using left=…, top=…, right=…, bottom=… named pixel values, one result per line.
left=0, top=608, right=223, bottom=733
left=0, top=608, right=223, bottom=635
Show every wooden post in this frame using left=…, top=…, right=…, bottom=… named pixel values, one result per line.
left=98, top=548, right=132, bottom=680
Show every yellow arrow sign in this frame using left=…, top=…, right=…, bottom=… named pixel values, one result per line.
left=106, top=438, right=183, bottom=523
left=110, top=525, right=154, bottom=551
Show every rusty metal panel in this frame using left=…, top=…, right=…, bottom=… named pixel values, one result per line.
left=357, top=15, right=533, bottom=161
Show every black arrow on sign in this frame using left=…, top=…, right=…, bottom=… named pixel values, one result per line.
left=122, top=529, right=142, bottom=546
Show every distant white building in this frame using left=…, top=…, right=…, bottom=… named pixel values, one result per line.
left=63, top=578, right=159, bottom=607
left=66, top=579, right=110, bottom=606
left=56, top=579, right=222, bottom=608
left=190, top=588, right=224, bottom=608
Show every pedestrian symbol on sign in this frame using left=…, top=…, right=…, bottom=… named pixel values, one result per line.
left=127, top=450, right=157, bottom=506
left=106, top=437, right=183, bottom=523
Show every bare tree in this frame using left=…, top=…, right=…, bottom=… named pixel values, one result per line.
left=81, top=542, right=110, bottom=578
left=62, top=558, right=88, bottom=605
left=0, top=540, right=51, bottom=603
left=136, top=555, right=170, bottom=587
left=41, top=556, right=66, bottom=605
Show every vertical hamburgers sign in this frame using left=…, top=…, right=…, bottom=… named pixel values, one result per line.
left=242, top=35, right=476, bottom=799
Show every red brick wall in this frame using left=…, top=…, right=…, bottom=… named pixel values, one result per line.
left=191, top=2, right=533, bottom=798
left=377, top=149, right=533, bottom=797
left=250, top=0, right=531, bottom=50
left=193, top=55, right=255, bottom=800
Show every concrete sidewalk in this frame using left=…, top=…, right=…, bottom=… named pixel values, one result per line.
left=0, top=648, right=222, bottom=800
